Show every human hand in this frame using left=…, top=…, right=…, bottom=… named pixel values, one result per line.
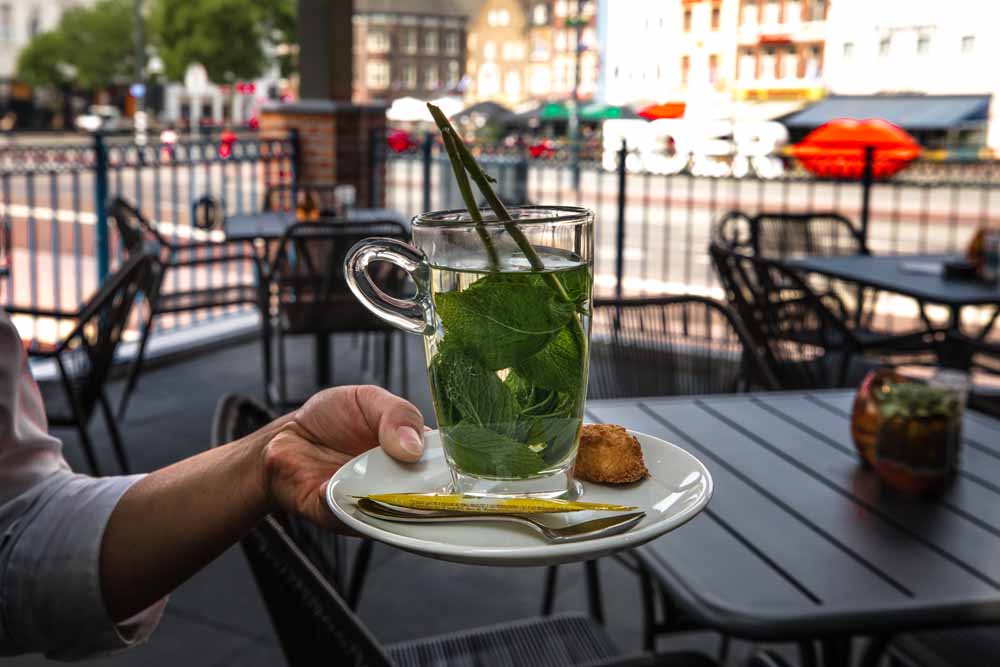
left=260, top=385, right=425, bottom=527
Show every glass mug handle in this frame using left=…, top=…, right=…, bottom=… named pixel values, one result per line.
left=345, top=238, right=435, bottom=336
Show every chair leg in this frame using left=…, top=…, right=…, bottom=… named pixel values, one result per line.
left=638, top=563, right=657, bottom=651
left=585, top=559, right=605, bottom=624
left=101, top=392, right=131, bottom=474
left=346, top=539, right=375, bottom=610
left=56, top=356, right=101, bottom=475
left=277, top=329, right=288, bottom=406
left=541, top=565, right=559, bottom=615
left=74, top=421, right=102, bottom=475
left=117, top=311, right=156, bottom=420
left=260, top=311, right=273, bottom=405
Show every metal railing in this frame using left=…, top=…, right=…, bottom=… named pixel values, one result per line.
left=382, top=134, right=1000, bottom=333
left=1, top=130, right=296, bottom=343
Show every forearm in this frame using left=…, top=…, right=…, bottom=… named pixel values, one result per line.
left=98, top=412, right=292, bottom=622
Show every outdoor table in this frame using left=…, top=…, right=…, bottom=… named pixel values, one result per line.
left=224, top=208, right=409, bottom=393
left=784, top=253, right=1000, bottom=369
left=587, top=390, right=1000, bottom=666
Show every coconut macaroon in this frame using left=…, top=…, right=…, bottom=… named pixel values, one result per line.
left=573, top=424, right=649, bottom=484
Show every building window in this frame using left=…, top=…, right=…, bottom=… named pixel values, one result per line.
left=478, top=63, right=499, bottom=96
left=424, top=64, right=439, bottom=89
left=711, top=6, right=721, bottom=30
left=504, top=70, right=521, bottom=97
left=761, top=46, right=776, bottom=78
left=708, top=53, right=719, bottom=84
left=879, top=36, right=891, bottom=57
left=786, top=0, right=801, bottom=23
left=0, top=3, right=11, bottom=40
left=764, top=0, right=779, bottom=24
left=447, top=60, right=460, bottom=88
left=502, top=41, right=524, bottom=60
left=740, top=0, right=757, bottom=25
left=484, top=41, right=497, bottom=60
left=781, top=46, right=796, bottom=79
left=555, top=0, right=569, bottom=17
left=366, top=61, right=390, bottom=89
left=445, top=31, right=460, bottom=55
left=681, top=55, right=690, bottom=86
left=739, top=48, right=755, bottom=80
left=917, top=33, right=931, bottom=55
left=366, top=30, right=390, bottom=54
left=424, top=30, right=439, bottom=53
left=530, top=65, right=550, bottom=94
left=533, top=3, right=548, bottom=25
left=403, top=29, right=418, bottom=54
left=402, top=63, right=417, bottom=89
left=554, top=30, right=567, bottom=51
left=27, top=4, right=40, bottom=38
left=962, top=35, right=975, bottom=53
left=807, top=0, right=826, bottom=21
left=805, top=45, right=821, bottom=79
left=531, top=35, right=550, bottom=59
left=842, top=41, right=854, bottom=58
left=683, top=8, right=692, bottom=32
left=487, top=8, right=511, bottom=27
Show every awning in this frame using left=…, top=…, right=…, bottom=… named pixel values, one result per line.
left=781, top=95, right=990, bottom=131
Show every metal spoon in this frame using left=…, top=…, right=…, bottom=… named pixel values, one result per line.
left=356, top=498, right=646, bottom=544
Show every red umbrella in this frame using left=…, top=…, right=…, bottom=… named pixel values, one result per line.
left=788, top=118, right=921, bottom=179
left=638, top=102, right=686, bottom=120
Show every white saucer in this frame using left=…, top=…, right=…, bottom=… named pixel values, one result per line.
left=325, top=429, right=712, bottom=566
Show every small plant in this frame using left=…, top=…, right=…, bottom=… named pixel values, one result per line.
left=873, top=380, right=960, bottom=420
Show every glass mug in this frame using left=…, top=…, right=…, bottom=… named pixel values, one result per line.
left=346, top=206, right=594, bottom=498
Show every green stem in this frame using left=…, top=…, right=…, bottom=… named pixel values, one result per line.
left=440, top=129, right=500, bottom=269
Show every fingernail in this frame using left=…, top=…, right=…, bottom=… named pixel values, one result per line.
left=397, top=426, right=423, bottom=457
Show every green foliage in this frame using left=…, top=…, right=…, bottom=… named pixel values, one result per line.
left=874, top=381, right=961, bottom=420
left=430, top=269, right=587, bottom=478
left=149, top=0, right=294, bottom=83
left=434, top=273, right=575, bottom=370
left=16, top=0, right=136, bottom=90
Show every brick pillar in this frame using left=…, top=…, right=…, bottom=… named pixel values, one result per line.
left=259, top=100, right=387, bottom=207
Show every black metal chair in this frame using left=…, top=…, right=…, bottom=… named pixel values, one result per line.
left=108, top=196, right=268, bottom=417
left=543, top=296, right=779, bottom=649
left=6, top=253, right=153, bottom=474
left=710, top=242, right=942, bottom=389
left=262, top=183, right=348, bottom=218
left=210, top=393, right=719, bottom=667
left=267, top=220, right=409, bottom=405
left=713, top=210, right=878, bottom=329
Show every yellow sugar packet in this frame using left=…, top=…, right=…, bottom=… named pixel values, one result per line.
left=357, top=493, right=637, bottom=514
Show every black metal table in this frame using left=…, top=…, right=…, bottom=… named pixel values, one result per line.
left=225, top=208, right=408, bottom=393
left=587, top=390, right=1000, bottom=665
left=784, top=253, right=1000, bottom=368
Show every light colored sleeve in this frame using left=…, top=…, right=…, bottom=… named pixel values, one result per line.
left=0, top=310, right=166, bottom=660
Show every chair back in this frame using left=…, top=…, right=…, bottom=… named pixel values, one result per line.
left=211, top=394, right=395, bottom=667
left=588, top=295, right=778, bottom=399
left=263, top=183, right=344, bottom=217
left=751, top=212, right=868, bottom=259
left=269, top=221, right=408, bottom=334
left=59, top=253, right=153, bottom=419
left=108, top=196, right=170, bottom=251
left=192, top=194, right=225, bottom=231
left=710, top=242, right=857, bottom=390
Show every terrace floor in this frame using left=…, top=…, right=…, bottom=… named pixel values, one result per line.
left=3, top=332, right=793, bottom=666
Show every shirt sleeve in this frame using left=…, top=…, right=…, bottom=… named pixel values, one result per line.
left=0, top=309, right=166, bottom=660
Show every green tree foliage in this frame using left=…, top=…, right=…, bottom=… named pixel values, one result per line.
left=16, top=0, right=136, bottom=90
left=150, top=0, right=294, bottom=84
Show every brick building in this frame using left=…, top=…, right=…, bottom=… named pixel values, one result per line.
left=353, top=0, right=476, bottom=103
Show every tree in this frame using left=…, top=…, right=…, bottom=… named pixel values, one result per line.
left=16, top=0, right=136, bottom=90
left=150, top=0, right=294, bottom=84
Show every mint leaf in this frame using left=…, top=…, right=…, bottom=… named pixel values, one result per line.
left=434, top=274, right=575, bottom=370
left=443, top=421, right=547, bottom=477
left=431, top=343, right=519, bottom=437
left=556, top=264, right=592, bottom=311
left=527, top=416, right=581, bottom=465
left=513, top=325, right=585, bottom=393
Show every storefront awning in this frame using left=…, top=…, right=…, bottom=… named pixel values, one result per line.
left=781, top=95, right=990, bottom=131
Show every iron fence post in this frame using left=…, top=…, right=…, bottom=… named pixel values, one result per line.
left=421, top=132, right=433, bottom=213
left=860, top=145, right=874, bottom=243
left=93, top=132, right=110, bottom=282
left=368, top=127, right=381, bottom=208
left=615, top=138, right=627, bottom=300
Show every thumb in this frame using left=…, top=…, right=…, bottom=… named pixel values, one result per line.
left=358, top=385, right=426, bottom=463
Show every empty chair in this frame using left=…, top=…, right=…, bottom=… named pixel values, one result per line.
left=267, top=221, right=409, bottom=404
left=710, top=242, right=941, bottom=389
left=211, top=393, right=718, bottom=667
left=6, top=253, right=153, bottom=474
left=587, top=295, right=778, bottom=399
left=108, top=197, right=267, bottom=417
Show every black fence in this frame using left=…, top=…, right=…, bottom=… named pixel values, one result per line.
left=382, top=134, right=1000, bottom=333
